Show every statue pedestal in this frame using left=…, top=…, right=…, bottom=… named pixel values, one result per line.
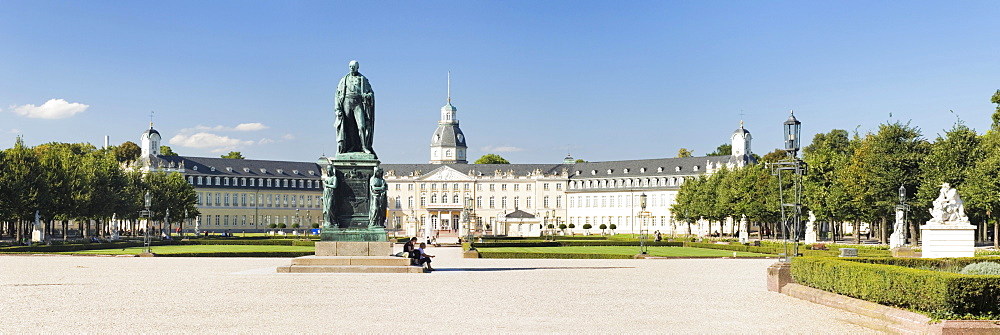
left=322, top=155, right=385, bottom=237
left=31, top=229, right=44, bottom=243
left=920, top=223, right=976, bottom=258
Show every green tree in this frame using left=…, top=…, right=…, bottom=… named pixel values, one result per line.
left=582, top=223, right=592, bottom=234
left=474, top=154, right=510, bottom=164
left=112, top=141, right=141, bottom=163
left=159, top=145, right=178, bottom=156
left=221, top=151, right=245, bottom=159
left=707, top=143, right=732, bottom=156
left=676, top=148, right=693, bottom=158
left=842, top=121, right=929, bottom=242
left=574, top=159, right=586, bottom=163
left=760, top=149, right=787, bottom=163
left=558, top=223, right=567, bottom=234
left=599, top=223, right=608, bottom=235
left=965, top=91, right=1000, bottom=247
left=609, top=223, right=617, bottom=234
left=803, top=129, right=854, bottom=241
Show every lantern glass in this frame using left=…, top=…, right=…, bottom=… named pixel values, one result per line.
left=144, top=191, right=152, bottom=208
left=784, top=111, right=801, bottom=152
left=639, top=193, right=647, bottom=210
left=898, top=185, right=906, bottom=203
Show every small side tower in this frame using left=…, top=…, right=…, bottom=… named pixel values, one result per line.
left=730, top=120, right=755, bottom=166
left=140, top=122, right=161, bottom=157
left=430, top=73, right=468, bottom=164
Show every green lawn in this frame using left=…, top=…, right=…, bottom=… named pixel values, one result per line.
left=479, top=246, right=774, bottom=257
left=66, top=245, right=315, bottom=255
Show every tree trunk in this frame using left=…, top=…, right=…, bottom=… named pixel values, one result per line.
left=993, top=219, right=998, bottom=249
left=910, top=217, right=919, bottom=246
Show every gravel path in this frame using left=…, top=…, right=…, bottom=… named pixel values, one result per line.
left=0, top=247, right=878, bottom=333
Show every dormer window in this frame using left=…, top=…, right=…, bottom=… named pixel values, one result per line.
left=640, top=168, right=646, bottom=173
left=292, top=170, right=299, bottom=175
left=591, top=170, right=597, bottom=175
left=657, top=167, right=664, bottom=172
left=675, top=166, right=681, bottom=171
left=243, top=167, right=250, bottom=173
left=210, top=166, right=216, bottom=172
left=623, top=168, right=630, bottom=174
left=308, top=170, right=315, bottom=176
left=277, top=169, right=284, bottom=174
left=607, top=169, right=613, bottom=174
left=226, top=167, right=233, bottom=172
left=694, top=166, right=700, bottom=171
left=192, top=166, right=199, bottom=171
left=260, top=168, right=267, bottom=174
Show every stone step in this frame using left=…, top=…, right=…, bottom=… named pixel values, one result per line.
left=277, top=265, right=427, bottom=274
left=290, top=256, right=412, bottom=267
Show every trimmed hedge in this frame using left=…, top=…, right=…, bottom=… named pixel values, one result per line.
left=156, top=251, right=314, bottom=258
left=0, top=241, right=169, bottom=253
left=180, top=239, right=297, bottom=246
left=470, top=241, right=685, bottom=248
left=792, top=257, right=1000, bottom=318
left=470, top=242, right=561, bottom=248
left=477, top=251, right=634, bottom=259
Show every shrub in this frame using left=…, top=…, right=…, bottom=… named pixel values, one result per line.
left=547, top=224, right=555, bottom=229
left=609, top=224, right=617, bottom=230
left=291, top=223, right=300, bottom=229
left=477, top=251, right=633, bottom=259
left=961, top=262, right=1000, bottom=276
left=582, top=224, right=592, bottom=230
left=278, top=223, right=287, bottom=229
left=599, top=224, right=607, bottom=230
left=558, top=224, right=567, bottom=230
left=311, top=223, right=320, bottom=229
left=268, top=223, right=277, bottom=229
left=568, top=224, right=575, bottom=229
left=792, top=257, right=1000, bottom=318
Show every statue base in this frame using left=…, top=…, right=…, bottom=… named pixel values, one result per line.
left=31, top=229, right=44, bottom=243
left=323, top=155, right=385, bottom=230
left=920, top=223, right=976, bottom=258
left=320, top=227, right=387, bottom=242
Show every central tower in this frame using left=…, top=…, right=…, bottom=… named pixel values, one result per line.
left=430, top=72, right=468, bottom=164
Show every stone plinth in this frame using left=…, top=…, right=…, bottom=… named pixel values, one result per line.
left=920, top=223, right=976, bottom=258
left=766, top=262, right=792, bottom=292
left=279, top=241, right=423, bottom=273
left=320, top=227, right=387, bottom=242
left=315, top=241, right=392, bottom=256
left=278, top=256, right=425, bottom=273
left=31, top=229, right=44, bottom=243
left=324, top=156, right=381, bottom=230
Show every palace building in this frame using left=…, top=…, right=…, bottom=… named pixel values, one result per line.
left=137, top=90, right=755, bottom=237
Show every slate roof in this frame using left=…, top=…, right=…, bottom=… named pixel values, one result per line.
left=505, top=209, right=536, bottom=219
left=430, top=123, right=466, bottom=147
left=158, top=156, right=324, bottom=179
left=567, top=156, right=732, bottom=179
left=381, top=163, right=568, bottom=178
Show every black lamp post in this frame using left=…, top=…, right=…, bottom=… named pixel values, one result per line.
left=896, top=185, right=910, bottom=245
left=639, top=193, right=649, bottom=255
left=771, top=110, right=806, bottom=262
left=142, top=191, right=152, bottom=253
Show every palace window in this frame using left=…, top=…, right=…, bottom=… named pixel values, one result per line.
left=513, top=184, right=519, bottom=191
left=502, top=196, right=508, bottom=208
left=556, top=196, right=562, bottom=208
left=489, top=196, right=495, bottom=208
left=526, top=184, right=532, bottom=191
left=489, top=184, right=495, bottom=191
left=556, top=183, right=562, bottom=190
left=408, top=196, right=414, bottom=208
left=453, top=194, right=459, bottom=203
left=476, top=196, right=482, bottom=208
left=526, top=197, right=532, bottom=209
left=395, top=196, right=401, bottom=208
left=543, top=196, right=549, bottom=208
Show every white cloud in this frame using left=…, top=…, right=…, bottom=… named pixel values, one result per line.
left=281, top=134, right=295, bottom=140
left=234, top=123, right=268, bottom=131
left=258, top=138, right=275, bottom=145
left=481, top=146, right=524, bottom=153
left=169, top=132, right=253, bottom=152
left=9, top=129, right=21, bottom=134
left=10, top=99, right=89, bottom=119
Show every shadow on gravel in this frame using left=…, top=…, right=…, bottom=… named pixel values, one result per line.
left=434, top=266, right=633, bottom=272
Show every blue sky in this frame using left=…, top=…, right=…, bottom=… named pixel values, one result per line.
left=2, top=1, right=998, bottom=163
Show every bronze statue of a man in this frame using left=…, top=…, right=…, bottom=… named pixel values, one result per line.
left=335, top=60, right=377, bottom=158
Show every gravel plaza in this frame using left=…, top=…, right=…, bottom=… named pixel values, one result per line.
left=0, top=246, right=878, bottom=333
